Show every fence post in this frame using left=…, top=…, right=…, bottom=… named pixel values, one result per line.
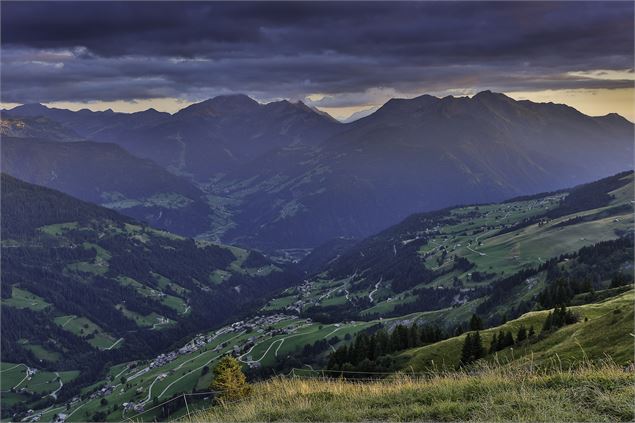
left=183, top=393, right=191, bottom=420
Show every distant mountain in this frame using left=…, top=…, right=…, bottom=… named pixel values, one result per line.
left=0, top=115, right=84, bottom=142
left=1, top=137, right=212, bottom=236
left=340, top=105, right=380, bottom=123
left=6, top=92, right=633, bottom=249
left=6, top=95, right=343, bottom=180
left=4, top=103, right=171, bottom=139
left=217, top=92, right=634, bottom=249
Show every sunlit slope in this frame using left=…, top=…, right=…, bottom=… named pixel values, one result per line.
left=399, top=289, right=634, bottom=371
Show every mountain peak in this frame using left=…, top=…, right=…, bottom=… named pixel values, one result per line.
left=594, top=112, right=633, bottom=126
left=263, top=99, right=339, bottom=122
left=473, top=90, right=511, bottom=101
left=374, top=94, right=439, bottom=117
left=206, top=94, right=259, bottom=109
left=8, top=102, right=50, bottom=116
left=176, top=94, right=259, bottom=117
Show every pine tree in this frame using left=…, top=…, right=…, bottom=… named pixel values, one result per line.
left=460, top=333, right=474, bottom=365
left=469, top=314, right=483, bottom=331
left=496, top=330, right=506, bottom=351
left=471, top=331, right=485, bottom=360
left=542, top=312, right=553, bottom=332
left=408, top=323, right=419, bottom=348
left=503, top=331, right=514, bottom=348
left=489, top=333, right=498, bottom=354
left=516, top=325, right=527, bottom=342
left=453, top=324, right=464, bottom=337
left=460, top=331, right=485, bottom=365
left=210, top=355, right=251, bottom=402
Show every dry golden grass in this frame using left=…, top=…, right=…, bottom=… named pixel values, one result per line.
left=187, top=360, right=634, bottom=422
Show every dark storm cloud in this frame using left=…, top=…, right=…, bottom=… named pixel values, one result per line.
left=1, top=1, right=633, bottom=105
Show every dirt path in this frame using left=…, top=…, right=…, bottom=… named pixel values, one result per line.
left=105, top=337, right=124, bottom=350
left=61, top=316, right=76, bottom=328
left=368, top=277, right=383, bottom=303
left=49, top=372, right=63, bottom=399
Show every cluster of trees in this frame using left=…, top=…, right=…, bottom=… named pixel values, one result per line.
left=460, top=332, right=485, bottom=364
left=366, top=286, right=478, bottom=320
left=475, top=234, right=633, bottom=327
left=460, top=304, right=577, bottom=367
left=488, top=325, right=534, bottom=354
left=454, top=256, right=475, bottom=272
left=323, top=209, right=465, bottom=297
left=327, top=323, right=447, bottom=373
left=538, top=278, right=592, bottom=308
left=495, top=172, right=632, bottom=237
left=546, top=171, right=632, bottom=219
left=542, top=305, right=578, bottom=332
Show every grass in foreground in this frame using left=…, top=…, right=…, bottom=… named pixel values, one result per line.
left=189, top=361, right=634, bottom=422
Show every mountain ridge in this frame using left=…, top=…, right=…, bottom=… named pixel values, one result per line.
left=6, top=90, right=633, bottom=123
left=4, top=91, right=633, bottom=249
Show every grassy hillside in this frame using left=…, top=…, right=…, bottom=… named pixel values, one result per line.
left=399, top=289, right=634, bottom=371
left=191, top=290, right=635, bottom=422
left=261, top=172, right=633, bottom=325
left=192, top=362, right=634, bottom=422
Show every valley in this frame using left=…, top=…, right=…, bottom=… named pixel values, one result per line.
left=3, top=91, right=633, bottom=250
left=2, top=3, right=634, bottom=422
left=1, top=170, right=632, bottom=422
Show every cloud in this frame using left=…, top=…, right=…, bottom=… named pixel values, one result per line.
left=1, top=2, right=633, bottom=107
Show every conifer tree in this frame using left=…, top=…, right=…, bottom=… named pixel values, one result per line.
left=460, top=333, right=474, bottom=364
left=496, top=330, right=506, bottom=351
left=516, top=325, right=527, bottom=342
left=210, top=355, right=251, bottom=402
left=472, top=331, right=485, bottom=359
left=503, top=331, right=514, bottom=347
left=469, top=314, right=483, bottom=331
left=542, top=312, right=553, bottom=332
left=460, top=331, right=485, bottom=365
left=489, top=333, right=498, bottom=354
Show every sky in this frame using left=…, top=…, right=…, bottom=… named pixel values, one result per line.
left=1, top=1, right=634, bottom=121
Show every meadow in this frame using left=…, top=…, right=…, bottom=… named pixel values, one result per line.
left=190, top=360, right=634, bottom=422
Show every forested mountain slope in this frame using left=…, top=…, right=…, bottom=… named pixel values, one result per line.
left=1, top=137, right=213, bottom=236
left=0, top=174, right=300, bottom=412
left=261, top=171, right=634, bottom=324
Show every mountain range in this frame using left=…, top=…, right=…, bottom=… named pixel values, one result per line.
left=3, top=91, right=633, bottom=249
